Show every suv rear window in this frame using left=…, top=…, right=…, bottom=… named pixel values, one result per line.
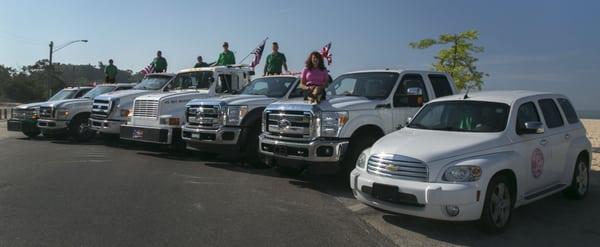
left=538, top=99, right=564, bottom=128
left=557, top=98, right=579, bottom=124
left=428, top=74, right=453, bottom=98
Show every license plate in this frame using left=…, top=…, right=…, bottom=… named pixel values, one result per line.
left=191, top=133, right=200, bottom=139
left=273, top=145, right=288, bottom=156
left=372, top=183, right=398, bottom=202
left=132, top=128, right=144, bottom=139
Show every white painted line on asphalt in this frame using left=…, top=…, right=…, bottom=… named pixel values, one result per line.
left=184, top=181, right=228, bottom=185
left=347, top=203, right=368, bottom=212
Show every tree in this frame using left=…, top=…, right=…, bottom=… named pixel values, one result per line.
left=410, top=29, right=488, bottom=90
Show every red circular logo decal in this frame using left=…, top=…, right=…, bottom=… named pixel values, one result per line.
left=531, top=148, right=544, bottom=178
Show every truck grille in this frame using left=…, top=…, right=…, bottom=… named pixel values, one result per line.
left=133, top=100, right=159, bottom=118
left=91, top=99, right=111, bottom=119
left=13, top=108, right=35, bottom=119
left=265, top=110, right=313, bottom=140
left=367, top=154, right=428, bottom=182
left=39, top=106, right=54, bottom=119
left=187, top=105, right=221, bottom=128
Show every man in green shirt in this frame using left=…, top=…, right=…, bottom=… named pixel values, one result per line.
left=264, top=42, right=288, bottom=76
left=104, top=59, right=118, bottom=83
left=216, top=42, right=235, bottom=66
left=152, top=50, right=168, bottom=72
left=194, top=56, right=209, bottom=68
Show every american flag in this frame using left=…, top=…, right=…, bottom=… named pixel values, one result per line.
left=141, top=64, right=155, bottom=75
left=320, top=42, right=332, bottom=65
left=251, top=39, right=267, bottom=68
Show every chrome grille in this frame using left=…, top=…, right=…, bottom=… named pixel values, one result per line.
left=265, top=110, right=313, bottom=140
left=367, top=154, right=428, bottom=182
left=39, top=106, right=54, bottom=119
left=187, top=105, right=221, bottom=128
left=12, top=108, right=35, bottom=119
left=91, top=99, right=111, bottom=119
left=133, top=100, right=159, bottom=118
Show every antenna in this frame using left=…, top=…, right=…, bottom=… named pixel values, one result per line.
left=463, top=85, right=473, bottom=99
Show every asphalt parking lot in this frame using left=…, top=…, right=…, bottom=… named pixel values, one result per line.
left=1, top=122, right=599, bottom=247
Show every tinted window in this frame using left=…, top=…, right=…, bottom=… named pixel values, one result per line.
left=326, top=72, right=399, bottom=99
left=557, top=98, right=579, bottom=124
left=516, top=102, right=541, bottom=131
left=394, top=74, right=429, bottom=107
left=75, top=88, right=91, bottom=98
left=538, top=99, right=564, bottom=128
left=428, top=74, right=453, bottom=97
left=408, top=101, right=509, bottom=132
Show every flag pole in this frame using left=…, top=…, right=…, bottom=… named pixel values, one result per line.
left=240, top=37, right=269, bottom=64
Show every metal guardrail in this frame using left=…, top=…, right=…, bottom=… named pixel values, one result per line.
left=0, top=107, right=14, bottom=120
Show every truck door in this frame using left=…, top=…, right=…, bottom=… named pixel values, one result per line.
left=391, top=73, right=430, bottom=130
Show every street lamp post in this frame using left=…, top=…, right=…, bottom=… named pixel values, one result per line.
left=47, top=39, right=88, bottom=97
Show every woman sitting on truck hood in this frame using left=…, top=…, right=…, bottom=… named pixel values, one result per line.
left=301, top=51, right=329, bottom=104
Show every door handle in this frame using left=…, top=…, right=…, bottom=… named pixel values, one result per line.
left=565, top=134, right=571, bottom=140
left=540, top=139, right=548, bottom=146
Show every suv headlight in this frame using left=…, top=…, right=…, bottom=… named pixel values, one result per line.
left=442, top=166, right=482, bottom=182
left=55, top=108, right=70, bottom=120
left=356, top=148, right=371, bottom=169
left=224, top=105, right=248, bottom=126
left=318, top=111, right=349, bottom=137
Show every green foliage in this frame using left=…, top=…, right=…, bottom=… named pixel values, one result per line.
left=0, top=60, right=141, bottom=103
left=410, top=30, right=488, bottom=90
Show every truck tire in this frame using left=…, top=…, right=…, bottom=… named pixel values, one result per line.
left=70, top=116, right=95, bottom=142
left=341, top=133, right=379, bottom=178
left=23, top=130, right=40, bottom=138
left=244, top=124, right=266, bottom=168
left=479, top=175, right=513, bottom=233
left=563, top=154, right=589, bottom=200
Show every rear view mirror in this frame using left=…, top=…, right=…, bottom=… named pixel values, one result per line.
left=518, top=121, right=545, bottom=135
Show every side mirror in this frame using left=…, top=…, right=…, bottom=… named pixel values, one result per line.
left=208, top=77, right=215, bottom=83
left=248, top=71, right=255, bottom=76
left=518, top=121, right=545, bottom=135
left=406, top=117, right=413, bottom=125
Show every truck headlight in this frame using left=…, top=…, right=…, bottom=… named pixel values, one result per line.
left=318, top=111, right=349, bottom=137
left=224, top=105, right=248, bottom=126
left=442, top=166, right=482, bottom=182
left=55, top=108, right=70, bottom=120
left=356, top=148, right=371, bottom=169
left=159, top=116, right=180, bottom=126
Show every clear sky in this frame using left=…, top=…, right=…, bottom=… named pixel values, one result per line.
left=1, top=0, right=599, bottom=110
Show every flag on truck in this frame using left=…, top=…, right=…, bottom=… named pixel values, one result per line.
left=141, top=64, right=155, bottom=75
left=320, top=42, right=332, bottom=65
left=251, top=39, right=267, bottom=68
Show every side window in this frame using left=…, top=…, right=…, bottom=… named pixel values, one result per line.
left=516, top=102, right=541, bottom=132
left=428, top=74, right=453, bottom=98
left=217, top=74, right=240, bottom=93
left=557, top=98, right=579, bottom=124
left=75, top=89, right=90, bottom=98
left=538, top=98, right=564, bottom=128
left=393, top=74, right=429, bottom=108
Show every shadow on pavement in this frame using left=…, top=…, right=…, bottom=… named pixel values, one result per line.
left=379, top=170, right=600, bottom=246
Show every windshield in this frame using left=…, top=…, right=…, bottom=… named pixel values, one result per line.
left=82, top=86, right=115, bottom=99
left=168, top=71, right=214, bottom=90
left=240, top=77, right=296, bottom=97
left=133, top=75, right=173, bottom=90
left=48, top=89, right=78, bottom=101
left=326, top=72, right=398, bottom=99
left=408, top=101, right=510, bottom=132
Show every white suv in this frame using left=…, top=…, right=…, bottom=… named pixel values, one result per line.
left=351, top=91, right=591, bottom=232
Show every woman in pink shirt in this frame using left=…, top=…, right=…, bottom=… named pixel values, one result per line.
left=301, top=51, right=329, bottom=104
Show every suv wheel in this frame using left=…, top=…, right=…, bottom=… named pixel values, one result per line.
left=479, top=175, right=513, bottom=233
left=23, top=130, right=40, bottom=138
left=70, top=116, right=95, bottom=142
left=564, top=154, right=589, bottom=199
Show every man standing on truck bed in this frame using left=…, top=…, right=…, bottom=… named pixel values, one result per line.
left=104, top=59, right=118, bottom=83
left=264, top=42, right=288, bottom=76
left=216, top=42, right=235, bottom=66
left=152, top=50, right=168, bottom=72
left=194, top=56, right=209, bottom=68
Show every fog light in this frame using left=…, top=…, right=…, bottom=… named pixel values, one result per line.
left=445, top=205, right=460, bottom=217
left=222, top=131, right=235, bottom=140
left=316, top=146, right=334, bottom=157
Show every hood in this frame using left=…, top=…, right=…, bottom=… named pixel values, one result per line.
left=136, top=90, right=209, bottom=101
left=16, top=102, right=45, bottom=109
left=95, top=89, right=149, bottom=101
left=370, top=128, right=510, bottom=163
left=267, top=96, right=386, bottom=112
left=40, top=98, right=92, bottom=108
left=188, top=94, right=274, bottom=107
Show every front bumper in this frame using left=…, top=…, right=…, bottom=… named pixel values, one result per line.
left=90, top=118, right=123, bottom=134
left=120, top=124, right=180, bottom=144
left=259, top=134, right=349, bottom=162
left=37, top=119, right=68, bottom=130
left=350, top=168, right=484, bottom=221
left=181, top=125, right=245, bottom=153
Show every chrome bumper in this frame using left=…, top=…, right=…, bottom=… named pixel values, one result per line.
left=181, top=125, right=242, bottom=145
left=37, top=119, right=68, bottom=130
left=89, top=118, right=123, bottom=134
left=259, top=134, right=349, bottom=162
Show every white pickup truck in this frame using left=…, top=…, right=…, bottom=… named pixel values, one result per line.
left=120, top=65, right=254, bottom=145
left=259, top=69, right=457, bottom=175
left=37, top=83, right=135, bottom=141
left=181, top=75, right=301, bottom=165
left=351, top=91, right=591, bottom=232
left=89, top=73, right=175, bottom=135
